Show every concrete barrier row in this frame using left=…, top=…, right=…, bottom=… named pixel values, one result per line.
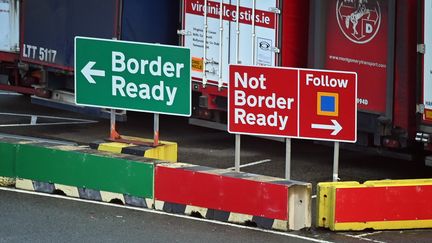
left=6, top=137, right=431, bottom=232
left=0, top=137, right=311, bottom=231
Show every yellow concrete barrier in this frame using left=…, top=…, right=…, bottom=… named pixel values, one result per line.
left=90, top=135, right=177, bottom=162
left=317, top=179, right=432, bottom=231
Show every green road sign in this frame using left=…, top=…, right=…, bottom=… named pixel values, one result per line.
left=74, top=37, right=191, bottom=116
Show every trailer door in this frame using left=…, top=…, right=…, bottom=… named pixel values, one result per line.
left=181, top=0, right=279, bottom=88
left=423, top=0, right=432, bottom=123
left=0, top=0, right=19, bottom=53
left=20, top=0, right=118, bottom=71
left=324, top=0, right=390, bottom=115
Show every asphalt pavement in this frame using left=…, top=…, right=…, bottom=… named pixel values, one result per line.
left=0, top=189, right=317, bottom=243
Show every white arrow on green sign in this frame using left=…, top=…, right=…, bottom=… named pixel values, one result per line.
left=74, top=36, right=191, bottom=116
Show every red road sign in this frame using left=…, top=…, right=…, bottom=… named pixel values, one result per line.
left=228, top=65, right=357, bottom=143
left=228, top=65, right=298, bottom=137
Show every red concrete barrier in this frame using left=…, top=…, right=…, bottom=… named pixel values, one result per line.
left=317, top=179, right=432, bottom=231
left=155, top=162, right=311, bottom=231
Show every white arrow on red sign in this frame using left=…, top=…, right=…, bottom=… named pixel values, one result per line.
left=311, top=119, right=342, bottom=135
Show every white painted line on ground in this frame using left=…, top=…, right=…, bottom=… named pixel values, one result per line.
left=0, top=91, right=22, bottom=96
left=311, top=195, right=317, bottom=199
left=0, top=122, right=97, bottom=127
left=0, top=132, right=77, bottom=145
left=0, top=187, right=333, bottom=243
left=227, top=159, right=271, bottom=170
left=0, top=112, right=97, bottom=127
left=356, top=232, right=383, bottom=238
left=0, top=112, right=97, bottom=122
left=338, top=232, right=386, bottom=243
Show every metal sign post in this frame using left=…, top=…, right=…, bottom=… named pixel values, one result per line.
left=233, top=5, right=241, bottom=173
left=285, top=138, right=291, bottom=180
left=154, top=113, right=159, bottom=146
left=110, top=109, right=117, bottom=139
left=235, top=134, right=241, bottom=172
left=333, top=141, right=340, bottom=181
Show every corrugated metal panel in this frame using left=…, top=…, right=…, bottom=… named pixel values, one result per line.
left=182, top=0, right=279, bottom=87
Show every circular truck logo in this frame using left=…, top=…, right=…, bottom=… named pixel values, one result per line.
left=336, top=0, right=381, bottom=44
left=259, top=41, right=271, bottom=51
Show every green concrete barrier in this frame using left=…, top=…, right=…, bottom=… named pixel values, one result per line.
left=0, top=138, right=157, bottom=208
left=15, top=143, right=155, bottom=199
